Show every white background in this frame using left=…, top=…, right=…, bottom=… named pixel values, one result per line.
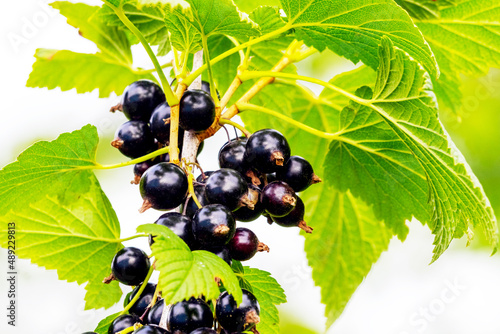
left=1, top=1, right=500, bottom=334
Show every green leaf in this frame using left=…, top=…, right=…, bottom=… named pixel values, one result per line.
left=279, top=0, right=439, bottom=77
left=250, top=6, right=286, bottom=34
left=325, top=37, right=498, bottom=260
left=234, top=265, right=286, bottom=334
left=164, top=7, right=202, bottom=53
left=28, top=3, right=153, bottom=97
left=94, top=312, right=121, bottom=334
left=395, top=0, right=458, bottom=20
left=233, top=0, right=281, bottom=13
left=413, top=0, right=500, bottom=113
left=302, top=188, right=391, bottom=327
left=27, top=49, right=155, bottom=98
left=0, top=125, right=124, bottom=309
left=137, top=224, right=243, bottom=304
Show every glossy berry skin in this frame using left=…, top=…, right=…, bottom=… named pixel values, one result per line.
left=127, top=283, right=157, bottom=317
left=108, top=314, right=142, bottom=334
left=205, top=169, right=249, bottom=211
left=273, top=196, right=305, bottom=227
left=189, top=328, right=217, bottom=334
left=196, top=171, right=214, bottom=183
left=111, top=247, right=150, bottom=286
left=184, top=185, right=210, bottom=219
left=201, top=80, right=220, bottom=99
left=227, top=228, right=259, bottom=261
left=149, top=212, right=196, bottom=249
left=216, top=289, right=260, bottom=332
left=113, top=121, right=156, bottom=158
left=140, top=163, right=188, bottom=211
left=122, top=80, right=166, bottom=121
left=219, top=138, right=248, bottom=174
left=146, top=299, right=165, bottom=325
left=192, top=204, right=236, bottom=247
left=149, top=102, right=185, bottom=145
left=134, top=160, right=157, bottom=179
left=233, top=185, right=264, bottom=222
left=244, top=129, right=290, bottom=173
left=132, top=325, right=164, bottom=334
left=167, top=298, right=214, bottom=333
left=179, top=90, right=216, bottom=132
left=261, top=181, right=297, bottom=217
left=205, top=246, right=232, bottom=266
left=276, top=156, right=315, bottom=192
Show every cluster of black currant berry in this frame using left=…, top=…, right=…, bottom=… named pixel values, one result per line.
left=95, top=79, right=321, bottom=334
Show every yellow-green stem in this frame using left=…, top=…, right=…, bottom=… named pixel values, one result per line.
left=120, top=265, right=154, bottom=315
left=219, top=118, right=251, bottom=137
left=201, top=36, right=220, bottom=106
left=96, top=147, right=170, bottom=170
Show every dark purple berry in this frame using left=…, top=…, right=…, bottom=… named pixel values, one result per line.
left=196, top=171, right=214, bottom=183
left=205, top=246, right=232, bottom=266
left=189, top=328, right=217, bottom=334
left=108, top=314, right=142, bottom=334
left=219, top=138, right=248, bottom=174
left=132, top=158, right=160, bottom=185
left=112, top=121, right=156, bottom=158
left=146, top=299, right=165, bottom=325
left=205, top=169, right=251, bottom=211
left=111, top=247, right=150, bottom=286
left=273, top=197, right=313, bottom=233
left=276, top=156, right=321, bottom=192
left=184, top=185, right=210, bottom=219
left=149, top=102, right=185, bottom=146
left=139, top=163, right=188, bottom=212
left=227, top=228, right=267, bottom=261
left=179, top=90, right=215, bottom=132
left=201, top=80, right=220, bottom=99
left=149, top=212, right=196, bottom=249
left=192, top=204, right=236, bottom=247
left=216, top=290, right=260, bottom=332
left=233, top=185, right=264, bottom=222
left=132, top=325, right=164, bottom=334
left=167, top=298, right=214, bottom=333
left=244, top=129, right=290, bottom=173
left=261, top=181, right=297, bottom=217
left=122, top=80, right=166, bottom=121
left=127, top=283, right=157, bottom=317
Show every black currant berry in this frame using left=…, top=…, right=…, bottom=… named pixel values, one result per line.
left=233, top=185, right=264, bottom=222
left=228, top=228, right=269, bottom=261
left=276, top=156, right=321, bottom=192
left=216, top=289, right=260, bottom=332
left=112, top=121, right=156, bottom=159
left=146, top=299, right=165, bottom=325
left=122, top=80, right=166, bottom=121
left=132, top=325, right=164, bottom=334
left=184, top=184, right=210, bottom=219
left=196, top=171, right=214, bottom=183
left=201, top=80, right=220, bottom=99
left=205, top=169, right=252, bottom=211
left=108, top=314, right=142, bottom=334
left=192, top=204, right=236, bottom=247
left=132, top=158, right=159, bottom=185
left=205, top=246, right=232, bottom=266
left=167, top=298, right=214, bottom=333
left=273, top=197, right=313, bottom=233
left=244, top=129, right=290, bottom=173
left=189, top=328, right=217, bottom=334
left=127, top=282, right=157, bottom=317
left=149, top=102, right=185, bottom=145
left=139, top=163, right=188, bottom=212
left=179, top=90, right=215, bottom=132
left=261, top=181, right=297, bottom=217
left=219, top=138, right=248, bottom=174
left=111, top=247, right=150, bottom=286
left=149, top=212, right=196, bottom=249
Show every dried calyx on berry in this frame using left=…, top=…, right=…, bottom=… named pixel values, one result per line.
left=204, top=169, right=256, bottom=211
left=216, top=289, right=260, bottom=332
left=261, top=181, right=297, bottom=217
left=273, top=196, right=313, bottom=233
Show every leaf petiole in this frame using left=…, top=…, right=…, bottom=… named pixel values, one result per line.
left=219, top=118, right=251, bottom=137
left=120, top=265, right=154, bottom=315
left=95, top=147, right=170, bottom=170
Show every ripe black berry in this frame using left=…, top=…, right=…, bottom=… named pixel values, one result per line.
left=112, top=121, right=156, bottom=158
left=261, top=181, right=297, bottom=217
left=149, top=102, right=185, bottom=145
left=196, top=171, right=214, bottom=183
left=122, top=80, right=166, bottom=121
left=216, top=289, right=260, bottom=332
left=108, top=314, right=142, bottom=334
left=149, top=212, right=196, bottom=249
left=132, top=158, right=159, bottom=185
left=111, top=247, right=150, bottom=286
left=205, top=246, right=232, bottom=266
left=273, top=196, right=313, bottom=233
left=192, top=204, right=236, bottom=247
left=244, top=129, right=290, bottom=173
left=167, top=298, right=214, bottom=333
left=127, top=282, right=157, bottom=317
left=201, top=80, right=219, bottom=99
left=179, top=90, right=215, bottom=132
left=132, top=325, right=164, bottom=334
left=219, top=138, right=248, bottom=174
left=139, top=163, right=188, bottom=212
left=233, top=185, right=264, bottom=222
left=184, top=184, right=210, bottom=219
left=276, top=156, right=321, bottom=192
left=205, top=169, right=252, bottom=211
left=146, top=299, right=164, bottom=325
left=228, top=228, right=268, bottom=261
left=189, top=328, right=217, bottom=334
